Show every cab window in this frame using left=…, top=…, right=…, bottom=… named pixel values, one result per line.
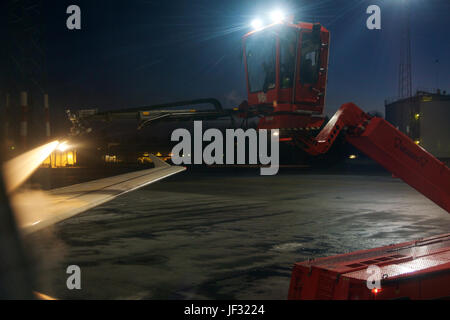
left=279, top=28, right=297, bottom=89
left=246, top=33, right=276, bottom=93
left=299, top=32, right=320, bottom=84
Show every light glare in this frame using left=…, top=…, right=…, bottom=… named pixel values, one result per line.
left=270, top=9, right=285, bottom=23
left=251, top=18, right=263, bottom=30
left=57, top=141, right=70, bottom=152
left=2, top=140, right=59, bottom=193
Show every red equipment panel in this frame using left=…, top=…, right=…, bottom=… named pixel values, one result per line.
left=288, top=234, right=450, bottom=300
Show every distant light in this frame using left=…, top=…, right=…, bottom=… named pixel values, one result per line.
left=414, top=140, right=420, bottom=145
left=273, top=131, right=280, bottom=137
left=349, top=154, right=357, bottom=159
left=270, top=9, right=285, bottom=23
left=414, top=113, right=420, bottom=120
left=251, top=18, right=263, bottom=30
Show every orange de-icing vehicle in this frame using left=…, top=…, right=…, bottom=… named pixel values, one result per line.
left=240, top=20, right=329, bottom=138
left=241, top=20, right=450, bottom=300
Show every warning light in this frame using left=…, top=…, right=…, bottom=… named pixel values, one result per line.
left=414, top=140, right=420, bottom=145
left=371, top=288, right=382, bottom=294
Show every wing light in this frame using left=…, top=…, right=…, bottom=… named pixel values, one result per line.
left=2, top=140, right=59, bottom=193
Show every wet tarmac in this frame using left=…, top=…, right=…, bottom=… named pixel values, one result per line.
left=26, top=168, right=450, bottom=299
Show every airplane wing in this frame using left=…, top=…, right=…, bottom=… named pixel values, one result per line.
left=7, top=150, right=185, bottom=235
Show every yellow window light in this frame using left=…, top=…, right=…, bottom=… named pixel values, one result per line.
left=67, top=152, right=74, bottom=165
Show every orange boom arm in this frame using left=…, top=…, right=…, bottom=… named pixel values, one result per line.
left=298, top=102, right=450, bottom=213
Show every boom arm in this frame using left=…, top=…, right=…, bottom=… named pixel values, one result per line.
left=299, top=102, right=450, bottom=213
left=66, top=98, right=233, bottom=136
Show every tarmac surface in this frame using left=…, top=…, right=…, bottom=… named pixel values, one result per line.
left=26, top=167, right=450, bottom=299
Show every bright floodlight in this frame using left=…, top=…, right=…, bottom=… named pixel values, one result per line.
left=270, top=9, right=285, bottom=23
left=57, top=141, right=70, bottom=152
left=251, top=18, right=263, bottom=30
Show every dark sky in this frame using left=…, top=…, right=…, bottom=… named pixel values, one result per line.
left=13, top=0, right=450, bottom=116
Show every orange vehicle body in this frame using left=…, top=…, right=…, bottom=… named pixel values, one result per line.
left=242, top=21, right=329, bottom=132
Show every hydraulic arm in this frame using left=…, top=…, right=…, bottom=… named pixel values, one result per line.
left=298, top=102, right=450, bottom=213
left=289, top=102, right=450, bottom=300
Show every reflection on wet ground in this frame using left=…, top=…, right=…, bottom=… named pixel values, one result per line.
left=26, top=169, right=450, bottom=299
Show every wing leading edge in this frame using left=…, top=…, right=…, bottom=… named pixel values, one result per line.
left=11, top=155, right=185, bottom=235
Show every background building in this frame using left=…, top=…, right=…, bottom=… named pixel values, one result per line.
left=385, top=90, right=450, bottom=160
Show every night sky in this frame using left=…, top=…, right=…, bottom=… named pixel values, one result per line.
left=8, top=0, right=450, bottom=117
